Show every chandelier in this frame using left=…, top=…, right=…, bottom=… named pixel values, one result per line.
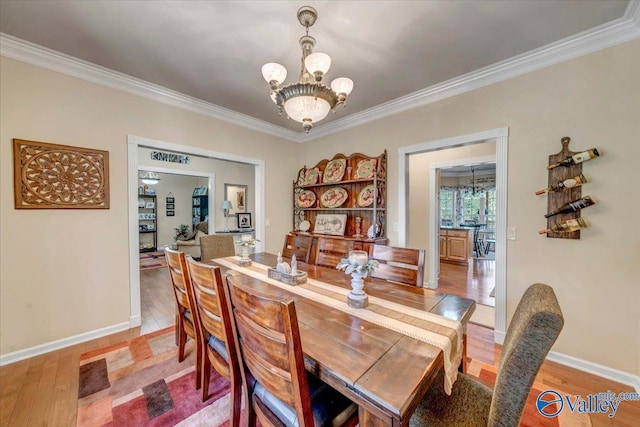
left=261, top=6, right=353, bottom=133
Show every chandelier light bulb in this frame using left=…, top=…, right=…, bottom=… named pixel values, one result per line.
left=331, top=77, right=354, bottom=97
left=304, top=52, right=331, bottom=81
left=261, top=63, right=287, bottom=88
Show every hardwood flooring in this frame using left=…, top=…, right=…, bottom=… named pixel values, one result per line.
left=1, top=266, right=638, bottom=426
left=438, top=258, right=496, bottom=307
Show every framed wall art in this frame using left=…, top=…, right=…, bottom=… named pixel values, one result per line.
left=224, top=183, right=247, bottom=215
left=13, top=139, right=110, bottom=209
left=237, top=212, right=252, bottom=229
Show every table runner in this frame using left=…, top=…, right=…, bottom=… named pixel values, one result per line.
left=214, top=256, right=462, bottom=394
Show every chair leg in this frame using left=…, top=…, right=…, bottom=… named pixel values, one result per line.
left=201, top=355, right=210, bottom=401
left=194, top=338, right=202, bottom=390
left=178, top=322, right=187, bottom=363
left=229, top=377, right=242, bottom=427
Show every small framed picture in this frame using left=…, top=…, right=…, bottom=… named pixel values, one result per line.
left=237, top=212, right=252, bottom=229
left=167, top=211, right=175, bottom=216
left=166, top=203, right=174, bottom=210
left=147, top=223, right=155, bottom=231
left=145, top=201, right=155, bottom=209
left=166, top=196, right=175, bottom=204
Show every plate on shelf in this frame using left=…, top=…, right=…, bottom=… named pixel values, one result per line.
left=357, top=185, right=375, bottom=207
left=320, top=187, right=348, bottom=208
left=323, top=159, right=346, bottom=183
left=299, top=220, right=311, bottom=232
left=303, top=168, right=319, bottom=185
left=296, top=190, right=316, bottom=208
left=354, top=159, right=376, bottom=179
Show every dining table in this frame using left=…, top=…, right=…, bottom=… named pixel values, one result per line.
left=210, top=252, right=476, bottom=427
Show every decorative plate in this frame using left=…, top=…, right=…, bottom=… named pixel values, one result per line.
left=357, top=185, right=375, bottom=207
left=296, top=190, right=316, bottom=208
left=354, top=159, right=376, bottom=179
left=138, top=198, right=145, bottom=208
left=299, top=220, right=311, bottom=232
left=303, top=167, right=319, bottom=185
left=320, top=187, right=348, bottom=208
left=323, top=159, right=346, bottom=183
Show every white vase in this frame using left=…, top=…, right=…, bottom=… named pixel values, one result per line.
left=240, top=246, right=250, bottom=261
left=348, top=271, right=369, bottom=308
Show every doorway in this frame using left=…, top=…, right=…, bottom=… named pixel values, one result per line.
left=127, top=134, right=265, bottom=329
left=398, top=127, right=508, bottom=342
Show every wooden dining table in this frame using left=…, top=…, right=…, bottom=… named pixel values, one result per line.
left=210, top=252, right=476, bottom=427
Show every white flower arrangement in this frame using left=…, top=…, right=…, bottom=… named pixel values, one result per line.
left=235, top=237, right=260, bottom=248
left=336, top=257, right=379, bottom=278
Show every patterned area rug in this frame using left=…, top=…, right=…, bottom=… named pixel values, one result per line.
left=140, top=252, right=167, bottom=271
left=76, top=327, right=233, bottom=426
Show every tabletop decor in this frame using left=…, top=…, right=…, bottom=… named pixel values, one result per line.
left=336, top=250, right=379, bottom=308
left=235, top=235, right=259, bottom=266
left=268, top=252, right=308, bottom=285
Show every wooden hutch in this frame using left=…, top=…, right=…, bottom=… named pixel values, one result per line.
left=292, top=151, right=388, bottom=264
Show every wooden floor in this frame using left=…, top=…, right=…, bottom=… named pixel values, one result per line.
left=438, top=258, right=496, bottom=307
left=1, top=266, right=638, bottom=426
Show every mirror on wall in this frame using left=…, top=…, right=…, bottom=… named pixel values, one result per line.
left=224, top=183, right=247, bottom=216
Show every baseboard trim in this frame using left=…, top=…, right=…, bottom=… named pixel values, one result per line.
left=546, top=351, right=640, bottom=393
left=492, top=330, right=639, bottom=392
left=0, top=321, right=131, bottom=367
left=129, top=314, right=142, bottom=328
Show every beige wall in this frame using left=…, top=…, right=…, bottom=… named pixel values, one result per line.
left=1, top=39, right=639, bottom=377
left=0, top=56, right=301, bottom=355
left=303, top=40, right=640, bottom=375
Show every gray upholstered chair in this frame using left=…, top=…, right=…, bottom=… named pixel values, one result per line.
left=410, top=283, right=564, bottom=426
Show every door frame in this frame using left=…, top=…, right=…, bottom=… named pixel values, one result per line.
left=397, top=127, right=508, bottom=342
left=127, top=134, right=265, bottom=327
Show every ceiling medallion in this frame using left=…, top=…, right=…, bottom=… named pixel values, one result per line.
left=261, top=6, right=354, bottom=133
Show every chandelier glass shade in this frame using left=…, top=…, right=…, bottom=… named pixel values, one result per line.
left=261, top=6, right=353, bottom=133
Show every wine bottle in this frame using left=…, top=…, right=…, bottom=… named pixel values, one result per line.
left=544, top=196, right=594, bottom=218
left=539, top=217, right=587, bottom=234
left=535, top=174, right=588, bottom=195
left=547, top=148, right=599, bottom=170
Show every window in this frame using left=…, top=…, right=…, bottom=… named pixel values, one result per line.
left=441, top=188, right=495, bottom=230
left=440, top=190, right=454, bottom=227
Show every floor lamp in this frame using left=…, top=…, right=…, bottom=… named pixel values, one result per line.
left=221, top=200, right=233, bottom=232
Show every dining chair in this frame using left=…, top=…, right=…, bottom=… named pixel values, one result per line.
left=369, top=245, right=426, bottom=287
left=200, top=234, right=235, bottom=263
left=164, top=247, right=202, bottom=389
left=282, top=233, right=313, bottom=263
left=315, top=237, right=354, bottom=269
left=410, top=283, right=564, bottom=426
left=186, top=257, right=242, bottom=424
left=225, top=274, right=359, bottom=427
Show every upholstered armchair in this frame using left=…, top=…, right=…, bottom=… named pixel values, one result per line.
left=176, top=222, right=208, bottom=259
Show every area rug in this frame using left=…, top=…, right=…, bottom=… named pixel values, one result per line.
left=76, top=326, right=583, bottom=427
left=469, top=303, right=495, bottom=329
left=76, top=327, right=233, bottom=426
left=140, top=252, right=167, bottom=271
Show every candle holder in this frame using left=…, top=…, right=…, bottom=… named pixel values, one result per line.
left=336, top=250, right=379, bottom=308
left=353, top=216, right=363, bottom=237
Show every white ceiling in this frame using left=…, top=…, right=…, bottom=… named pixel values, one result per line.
left=0, top=1, right=637, bottom=139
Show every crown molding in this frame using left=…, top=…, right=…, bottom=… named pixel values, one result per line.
left=0, top=33, right=303, bottom=143
left=2, top=2, right=639, bottom=144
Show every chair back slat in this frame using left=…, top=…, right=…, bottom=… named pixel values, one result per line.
left=226, top=275, right=314, bottom=426
left=200, top=234, right=235, bottom=262
left=187, top=259, right=228, bottom=342
left=165, top=248, right=195, bottom=312
left=370, top=245, right=426, bottom=287
left=315, top=237, right=354, bottom=269
left=282, top=233, right=313, bottom=263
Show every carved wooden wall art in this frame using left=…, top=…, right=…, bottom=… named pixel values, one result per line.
left=13, top=139, right=110, bottom=209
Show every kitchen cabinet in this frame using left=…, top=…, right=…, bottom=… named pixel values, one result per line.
left=439, top=228, right=471, bottom=265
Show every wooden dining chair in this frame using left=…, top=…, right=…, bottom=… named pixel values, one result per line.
left=315, top=237, right=354, bottom=269
left=225, top=274, right=358, bottom=427
left=410, top=283, right=564, bottom=426
left=369, top=245, right=426, bottom=287
left=200, top=234, right=235, bottom=263
left=185, top=257, right=242, bottom=424
left=282, top=233, right=313, bottom=263
left=164, top=248, right=202, bottom=389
